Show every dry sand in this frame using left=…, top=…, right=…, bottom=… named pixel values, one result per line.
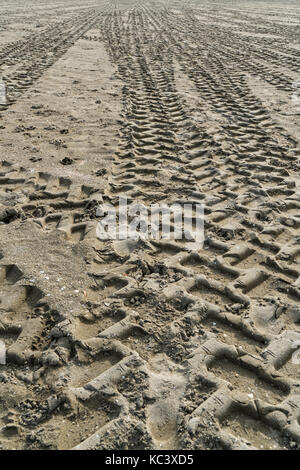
left=0, top=0, right=300, bottom=450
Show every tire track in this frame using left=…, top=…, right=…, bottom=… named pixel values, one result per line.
left=0, top=0, right=299, bottom=451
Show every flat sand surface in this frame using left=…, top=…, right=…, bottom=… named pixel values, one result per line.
left=0, top=0, right=300, bottom=450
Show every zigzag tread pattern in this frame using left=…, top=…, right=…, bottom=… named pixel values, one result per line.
left=0, top=0, right=299, bottom=451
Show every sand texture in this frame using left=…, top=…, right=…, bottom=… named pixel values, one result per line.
left=0, top=0, right=300, bottom=450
